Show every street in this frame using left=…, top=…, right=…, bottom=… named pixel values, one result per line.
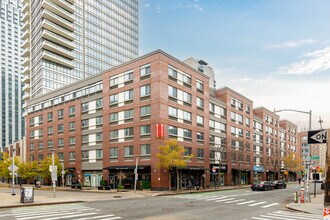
left=0, top=183, right=323, bottom=220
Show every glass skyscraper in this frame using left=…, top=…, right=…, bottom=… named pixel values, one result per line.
left=21, top=0, right=138, bottom=103
left=0, top=0, right=23, bottom=148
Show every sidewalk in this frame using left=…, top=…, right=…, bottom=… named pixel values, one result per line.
left=0, top=183, right=251, bottom=209
left=286, top=193, right=324, bottom=215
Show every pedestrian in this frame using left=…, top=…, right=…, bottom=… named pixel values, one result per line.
left=298, top=178, right=302, bottom=185
left=195, top=180, right=199, bottom=191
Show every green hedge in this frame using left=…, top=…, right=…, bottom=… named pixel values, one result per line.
left=140, top=180, right=150, bottom=189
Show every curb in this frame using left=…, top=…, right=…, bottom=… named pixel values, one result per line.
left=285, top=204, right=313, bottom=214
left=156, top=186, right=251, bottom=196
left=0, top=201, right=82, bottom=209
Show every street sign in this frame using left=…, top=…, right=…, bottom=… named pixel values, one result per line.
left=8, top=164, right=18, bottom=172
left=311, top=155, right=320, bottom=160
left=308, top=129, right=327, bottom=144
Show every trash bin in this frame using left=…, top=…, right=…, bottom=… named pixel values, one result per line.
left=20, top=187, right=34, bottom=203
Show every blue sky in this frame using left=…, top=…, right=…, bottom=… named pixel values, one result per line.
left=139, top=0, right=330, bottom=130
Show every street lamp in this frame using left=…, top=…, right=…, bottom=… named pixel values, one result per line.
left=11, top=144, right=16, bottom=196
left=274, top=108, right=312, bottom=200
left=134, top=155, right=140, bottom=193
left=49, top=148, right=57, bottom=197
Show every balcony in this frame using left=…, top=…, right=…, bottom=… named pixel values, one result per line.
left=42, top=51, right=74, bottom=69
left=42, top=9, right=74, bottom=31
left=22, top=38, right=29, bottom=49
left=22, top=3, right=29, bottom=14
left=22, top=12, right=29, bottom=23
left=42, top=0, right=74, bottom=22
left=23, top=92, right=30, bottom=101
left=23, top=84, right=30, bottom=93
left=23, top=0, right=29, bottom=5
left=22, top=102, right=27, bottom=109
left=22, top=66, right=30, bottom=75
left=22, top=29, right=30, bottom=40
left=42, top=20, right=74, bottom=41
left=22, top=47, right=30, bottom=57
left=42, top=40, right=74, bottom=60
left=53, top=0, right=75, bottom=13
left=42, top=29, right=74, bottom=50
left=22, top=57, right=30, bottom=66
left=22, top=75, right=30, bottom=84
left=22, top=110, right=27, bottom=117
left=66, top=0, right=75, bottom=4
left=22, top=20, right=30, bottom=32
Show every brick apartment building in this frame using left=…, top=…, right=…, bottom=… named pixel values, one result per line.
left=26, top=50, right=298, bottom=190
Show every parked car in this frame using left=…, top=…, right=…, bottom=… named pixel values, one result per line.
left=251, top=181, right=273, bottom=191
left=272, top=180, right=287, bottom=189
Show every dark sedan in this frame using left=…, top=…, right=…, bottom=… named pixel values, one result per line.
left=272, top=180, right=287, bottom=189
left=251, top=181, right=273, bottom=191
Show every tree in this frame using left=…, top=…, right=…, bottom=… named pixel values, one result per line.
left=157, top=139, right=193, bottom=191
left=18, top=160, right=39, bottom=184
left=283, top=152, right=304, bottom=180
left=38, top=155, right=62, bottom=180
left=0, top=152, right=21, bottom=180
left=116, top=171, right=127, bottom=189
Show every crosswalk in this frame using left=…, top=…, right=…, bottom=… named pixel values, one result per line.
left=0, top=203, right=122, bottom=220
left=247, top=210, right=323, bottom=220
left=176, top=192, right=279, bottom=209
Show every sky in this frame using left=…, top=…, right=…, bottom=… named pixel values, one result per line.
left=138, top=0, right=330, bottom=131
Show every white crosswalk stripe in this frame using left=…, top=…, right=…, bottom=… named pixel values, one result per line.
left=0, top=203, right=122, bottom=220
left=248, top=201, right=267, bottom=207
left=249, top=210, right=323, bottom=220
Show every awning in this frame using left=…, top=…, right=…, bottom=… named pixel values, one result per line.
left=106, top=165, right=150, bottom=171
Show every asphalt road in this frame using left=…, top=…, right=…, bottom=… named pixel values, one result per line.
left=0, top=183, right=323, bottom=220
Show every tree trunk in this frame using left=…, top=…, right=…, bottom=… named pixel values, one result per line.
left=238, top=170, right=241, bottom=186
left=176, top=167, right=179, bottom=191
left=168, top=173, right=171, bottom=192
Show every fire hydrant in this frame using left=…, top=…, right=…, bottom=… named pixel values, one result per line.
left=300, top=188, right=305, bottom=203
left=294, top=191, right=298, bottom=203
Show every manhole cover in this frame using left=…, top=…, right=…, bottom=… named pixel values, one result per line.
left=114, top=196, right=122, bottom=198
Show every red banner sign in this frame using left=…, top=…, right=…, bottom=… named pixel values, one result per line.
left=156, top=124, right=164, bottom=139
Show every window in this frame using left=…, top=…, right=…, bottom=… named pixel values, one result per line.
left=47, top=140, right=53, bottom=148
left=183, top=129, right=192, bottom=138
left=140, top=106, right=151, bottom=116
left=110, top=147, right=118, bottom=158
left=96, top=98, right=103, bottom=108
left=183, top=111, right=192, bottom=121
left=140, top=125, right=151, bottom=135
left=96, top=116, right=103, bottom=125
left=197, top=149, right=204, bottom=158
left=58, top=153, right=64, bottom=161
left=58, top=109, right=64, bottom=119
left=82, top=151, right=89, bottom=159
left=96, top=149, right=103, bottom=158
left=197, top=97, right=204, bottom=108
left=197, top=80, right=204, bottom=91
left=124, top=128, right=134, bottom=137
left=58, top=138, right=64, bottom=146
left=197, top=132, right=204, bottom=141
left=69, top=137, right=75, bottom=144
left=30, top=143, right=34, bottom=150
left=183, top=92, right=192, bottom=103
left=82, top=135, right=89, bottom=143
left=47, top=112, right=53, bottom=121
left=124, top=89, right=134, bottom=101
left=69, top=122, right=75, bottom=131
left=30, top=118, right=35, bottom=126
left=197, top=115, right=204, bottom=125
left=38, top=142, right=43, bottom=149
left=110, top=112, right=118, bottom=122
left=110, top=94, right=118, bottom=104
left=168, top=106, right=178, bottom=117
left=168, top=126, right=178, bottom=136
left=69, top=106, right=75, bottom=115
left=182, top=74, right=191, bottom=85
left=82, top=103, right=88, bottom=112
left=124, top=109, right=134, bottom=119
left=209, top=103, right=215, bottom=112
left=38, top=154, right=43, bottom=161
left=124, top=146, right=133, bottom=157
left=246, top=105, right=250, bottom=113
left=168, top=86, right=177, bottom=98
left=82, top=119, right=89, bottom=128
left=168, top=67, right=177, bottom=78
left=69, top=152, right=75, bottom=160
left=184, top=147, right=192, bottom=156
left=141, top=144, right=151, bottom=155
left=96, top=133, right=102, bottom=141
left=110, top=77, right=118, bottom=86
left=140, top=65, right=150, bottom=76
left=30, top=131, right=34, bottom=138
left=48, top=126, right=53, bottom=134
left=140, top=84, right=151, bottom=97
left=58, top=124, right=64, bottom=133
left=110, top=130, right=118, bottom=139
left=246, top=118, right=250, bottom=126
left=124, top=72, right=133, bottom=82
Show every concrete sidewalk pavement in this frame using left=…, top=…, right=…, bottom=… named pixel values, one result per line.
left=286, top=193, right=324, bottom=215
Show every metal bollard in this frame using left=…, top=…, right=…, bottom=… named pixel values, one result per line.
left=294, top=191, right=298, bottom=203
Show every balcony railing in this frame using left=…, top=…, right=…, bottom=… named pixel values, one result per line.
left=43, top=51, right=74, bottom=69
left=42, top=29, right=74, bottom=49
left=42, top=0, right=74, bottom=22
left=22, top=29, right=30, bottom=40
left=42, top=20, right=74, bottom=41
left=42, top=40, right=74, bottom=60
left=22, top=66, right=30, bottom=75
left=42, top=9, right=74, bottom=31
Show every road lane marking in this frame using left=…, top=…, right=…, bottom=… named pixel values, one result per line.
left=214, top=198, right=235, bottom=202
left=99, top=217, right=122, bottom=220
left=261, top=203, right=279, bottom=208
left=267, top=213, right=315, bottom=220
left=17, top=212, right=83, bottom=220
left=273, top=211, right=323, bottom=219
left=258, top=214, right=297, bottom=220
left=43, top=212, right=98, bottom=220
left=251, top=217, right=270, bottom=220
left=206, top=196, right=227, bottom=201
left=248, top=201, right=267, bottom=206
left=237, top=200, right=255, bottom=205
left=75, top=214, right=116, bottom=220
left=225, top=199, right=245, bottom=203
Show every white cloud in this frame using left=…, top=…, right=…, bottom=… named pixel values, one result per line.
left=145, top=3, right=151, bottom=8
left=266, top=39, right=317, bottom=49
left=276, top=46, right=330, bottom=75
left=156, top=5, right=161, bottom=13
left=184, top=0, right=203, bottom=12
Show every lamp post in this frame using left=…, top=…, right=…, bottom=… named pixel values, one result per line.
left=49, top=148, right=57, bottom=197
left=134, top=155, right=140, bottom=192
left=274, top=108, right=312, bottom=201
left=11, top=144, right=16, bottom=196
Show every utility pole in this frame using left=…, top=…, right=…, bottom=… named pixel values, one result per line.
left=11, top=144, right=16, bottom=196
